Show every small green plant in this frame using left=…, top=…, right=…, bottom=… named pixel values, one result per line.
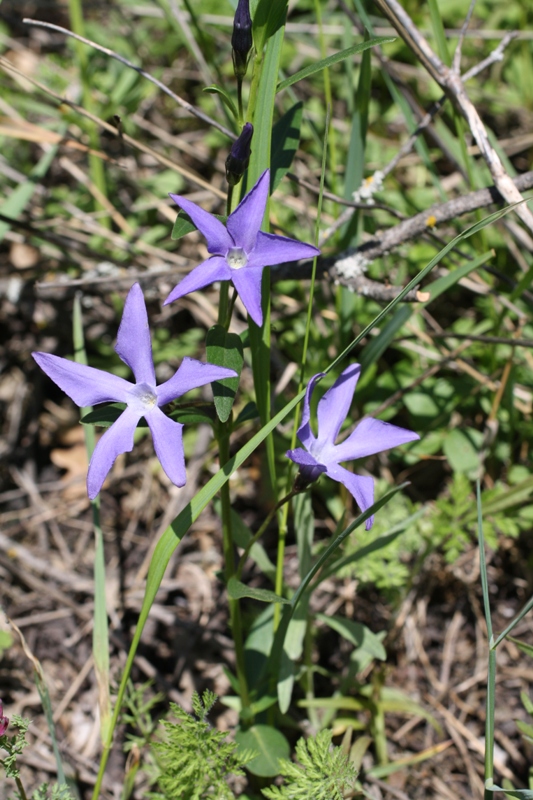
left=151, top=690, right=251, bottom=800
left=261, top=730, right=359, bottom=800
left=0, top=715, right=75, bottom=800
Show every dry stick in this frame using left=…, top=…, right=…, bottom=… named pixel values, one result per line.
left=22, top=17, right=235, bottom=140
left=272, top=170, right=533, bottom=300
left=372, top=0, right=533, bottom=234
left=320, top=30, right=518, bottom=245
left=452, top=0, right=477, bottom=75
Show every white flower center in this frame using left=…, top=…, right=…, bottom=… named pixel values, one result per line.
left=131, top=382, right=158, bottom=411
left=226, top=247, right=248, bottom=269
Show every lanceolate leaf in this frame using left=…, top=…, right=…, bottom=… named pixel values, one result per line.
left=203, top=84, right=238, bottom=120
left=206, top=324, right=244, bottom=422
left=235, top=724, right=290, bottom=777
left=171, top=210, right=227, bottom=241
left=227, top=576, right=289, bottom=604
left=253, top=0, right=289, bottom=55
left=270, top=102, right=303, bottom=192
left=277, top=37, right=394, bottom=91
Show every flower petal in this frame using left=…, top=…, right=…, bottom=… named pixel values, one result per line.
left=33, top=352, right=132, bottom=406
left=169, top=195, right=233, bottom=254
left=115, top=283, right=156, bottom=384
left=226, top=170, right=270, bottom=253
left=231, top=266, right=264, bottom=326
left=157, top=357, right=238, bottom=406
left=247, top=231, right=320, bottom=269
left=87, top=406, right=140, bottom=498
left=146, top=407, right=186, bottom=487
left=332, top=417, right=420, bottom=464
left=297, top=372, right=324, bottom=448
left=164, top=257, right=231, bottom=306
left=316, top=364, right=361, bottom=447
left=326, top=465, right=375, bottom=530
left=286, top=447, right=327, bottom=483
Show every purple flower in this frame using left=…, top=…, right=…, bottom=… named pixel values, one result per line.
left=165, top=170, right=320, bottom=326
left=287, top=364, right=419, bottom=529
left=32, top=283, right=237, bottom=499
left=0, top=701, right=8, bottom=735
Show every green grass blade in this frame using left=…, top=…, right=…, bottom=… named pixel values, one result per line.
left=277, top=37, right=393, bottom=91
left=492, top=596, right=533, bottom=650
left=477, top=479, right=496, bottom=796
left=73, top=295, right=111, bottom=745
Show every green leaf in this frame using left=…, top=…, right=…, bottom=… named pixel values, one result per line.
left=80, top=403, right=126, bottom=427
left=253, top=0, right=288, bottom=55
left=508, top=637, right=533, bottom=659
left=168, top=402, right=217, bottom=425
left=206, top=324, right=244, bottom=422
left=270, top=102, right=303, bottom=193
left=316, top=614, right=386, bottom=661
left=277, top=37, right=394, bottom=91
left=235, top=400, right=259, bottom=425
left=203, top=84, right=238, bottom=120
left=360, top=685, right=441, bottom=732
left=443, top=427, right=483, bottom=474
left=171, top=210, right=227, bottom=241
left=227, top=576, right=289, bottom=604
left=235, top=724, right=289, bottom=777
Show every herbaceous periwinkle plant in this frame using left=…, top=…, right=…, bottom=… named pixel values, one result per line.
left=21, top=0, right=433, bottom=797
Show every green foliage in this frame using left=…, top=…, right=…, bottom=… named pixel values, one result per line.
left=0, top=717, right=75, bottom=800
left=152, top=690, right=250, bottom=800
left=261, top=730, right=359, bottom=800
left=29, top=784, right=76, bottom=800
left=1, top=715, right=31, bottom=780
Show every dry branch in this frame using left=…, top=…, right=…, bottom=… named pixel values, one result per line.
left=371, top=0, right=533, bottom=234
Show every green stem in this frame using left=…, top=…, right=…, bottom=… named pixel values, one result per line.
left=274, top=108, right=329, bottom=629
left=237, top=77, right=244, bottom=127
left=73, top=294, right=111, bottom=745
left=245, top=50, right=264, bottom=123
left=215, top=179, right=250, bottom=713
left=236, top=489, right=300, bottom=580
left=477, top=478, right=495, bottom=797
left=15, top=776, right=28, bottom=800
left=218, top=427, right=251, bottom=715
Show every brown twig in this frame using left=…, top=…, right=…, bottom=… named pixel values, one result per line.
left=371, top=0, right=533, bottom=234
left=326, top=170, right=533, bottom=293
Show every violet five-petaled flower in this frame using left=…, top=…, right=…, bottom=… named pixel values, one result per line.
left=165, top=169, right=320, bottom=326
left=0, top=700, right=8, bottom=735
left=32, top=283, right=237, bottom=500
left=286, top=364, right=419, bottom=530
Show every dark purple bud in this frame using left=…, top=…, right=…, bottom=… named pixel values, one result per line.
left=231, top=0, right=253, bottom=80
left=225, top=123, right=253, bottom=186
left=293, top=462, right=327, bottom=492
left=0, top=701, right=9, bottom=736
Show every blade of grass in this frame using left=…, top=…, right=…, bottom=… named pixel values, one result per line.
left=72, top=295, right=111, bottom=746
left=277, top=37, right=394, bottom=91
left=477, top=478, right=495, bottom=799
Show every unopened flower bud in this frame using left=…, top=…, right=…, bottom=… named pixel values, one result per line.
left=225, top=123, right=253, bottom=186
left=231, top=0, right=253, bottom=80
